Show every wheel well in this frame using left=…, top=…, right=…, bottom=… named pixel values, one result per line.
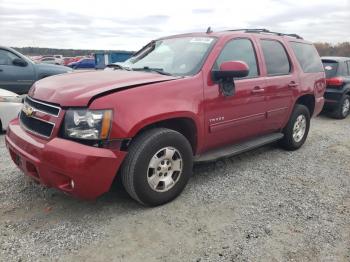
left=134, top=118, right=197, bottom=154
left=295, top=95, right=315, bottom=116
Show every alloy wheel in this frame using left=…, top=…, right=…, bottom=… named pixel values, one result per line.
left=147, top=147, right=183, bottom=192
left=292, top=115, right=307, bottom=143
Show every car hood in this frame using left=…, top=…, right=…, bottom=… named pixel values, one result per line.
left=35, top=63, right=72, bottom=72
left=29, top=70, right=179, bottom=107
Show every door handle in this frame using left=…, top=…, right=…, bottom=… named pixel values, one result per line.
left=288, top=82, right=298, bottom=88
left=251, top=86, right=265, bottom=94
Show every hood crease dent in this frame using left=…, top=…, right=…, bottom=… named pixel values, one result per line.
left=29, top=70, right=180, bottom=107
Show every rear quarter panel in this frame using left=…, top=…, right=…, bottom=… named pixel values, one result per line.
left=282, top=39, right=326, bottom=119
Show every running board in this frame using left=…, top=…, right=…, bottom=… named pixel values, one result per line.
left=194, top=133, right=284, bottom=163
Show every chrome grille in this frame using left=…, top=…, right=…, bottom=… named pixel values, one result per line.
left=19, top=112, right=54, bottom=138
left=25, top=96, right=61, bottom=116
left=20, top=97, right=60, bottom=138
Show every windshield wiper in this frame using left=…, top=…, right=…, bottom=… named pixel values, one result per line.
left=106, top=63, right=132, bottom=71
left=132, top=66, right=172, bottom=76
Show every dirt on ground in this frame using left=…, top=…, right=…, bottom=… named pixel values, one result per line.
left=0, top=115, right=350, bottom=262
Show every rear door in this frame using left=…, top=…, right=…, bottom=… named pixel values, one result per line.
left=256, top=37, right=297, bottom=132
left=0, top=48, right=35, bottom=94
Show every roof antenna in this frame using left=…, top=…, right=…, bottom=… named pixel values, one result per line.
left=206, top=26, right=213, bottom=34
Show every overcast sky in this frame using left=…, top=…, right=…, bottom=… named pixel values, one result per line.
left=0, top=0, right=349, bottom=51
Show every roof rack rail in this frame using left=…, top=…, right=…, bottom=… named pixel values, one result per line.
left=227, top=28, right=303, bottom=39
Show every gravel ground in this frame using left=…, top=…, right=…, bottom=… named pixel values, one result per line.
left=0, top=115, right=349, bottom=262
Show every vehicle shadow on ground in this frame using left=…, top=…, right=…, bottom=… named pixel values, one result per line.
left=34, top=143, right=281, bottom=215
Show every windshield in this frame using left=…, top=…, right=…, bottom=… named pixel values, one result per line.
left=322, top=60, right=338, bottom=78
left=124, top=36, right=216, bottom=76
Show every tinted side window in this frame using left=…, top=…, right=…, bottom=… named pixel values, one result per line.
left=347, top=62, right=350, bottom=76
left=340, top=62, right=348, bottom=76
left=0, top=50, right=18, bottom=65
left=290, top=42, right=324, bottom=73
left=261, top=40, right=290, bottom=76
left=341, top=62, right=350, bottom=76
left=215, top=38, right=259, bottom=78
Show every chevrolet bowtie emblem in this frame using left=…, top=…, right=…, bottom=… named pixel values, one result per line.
left=22, top=104, right=35, bottom=117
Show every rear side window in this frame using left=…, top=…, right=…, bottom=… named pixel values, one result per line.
left=261, top=40, right=290, bottom=76
left=341, top=61, right=350, bottom=76
left=338, top=62, right=349, bottom=76
left=322, top=60, right=338, bottom=78
left=290, top=42, right=324, bottom=73
left=214, top=38, right=259, bottom=78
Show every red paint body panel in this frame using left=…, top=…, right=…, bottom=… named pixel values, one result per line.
left=6, top=31, right=326, bottom=199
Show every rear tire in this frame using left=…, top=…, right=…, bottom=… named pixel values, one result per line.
left=120, top=128, right=193, bottom=206
left=332, top=95, right=350, bottom=119
left=280, top=104, right=310, bottom=151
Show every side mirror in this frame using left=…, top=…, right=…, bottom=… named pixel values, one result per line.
left=211, top=61, right=249, bottom=96
left=13, top=58, right=28, bottom=67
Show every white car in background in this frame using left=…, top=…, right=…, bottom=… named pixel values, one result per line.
left=40, top=57, right=62, bottom=65
left=0, top=89, right=23, bottom=131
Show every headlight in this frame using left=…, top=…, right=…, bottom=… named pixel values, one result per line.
left=64, top=109, right=112, bottom=140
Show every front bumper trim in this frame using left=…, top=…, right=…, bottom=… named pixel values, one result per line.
left=6, top=119, right=127, bottom=199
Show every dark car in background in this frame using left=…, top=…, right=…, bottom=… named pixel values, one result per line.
left=0, top=46, right=72, bottom=95
left=67, top=58, right=96, bottom=69
left=322, top=57, right=350, bottom=119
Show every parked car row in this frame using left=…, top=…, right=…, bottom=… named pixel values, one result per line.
left=31, top=55, right=96, bottom=69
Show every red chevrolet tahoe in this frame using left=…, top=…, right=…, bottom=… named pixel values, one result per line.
left=5, top=29, right=325, bottom=206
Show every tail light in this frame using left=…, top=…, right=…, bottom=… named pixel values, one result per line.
left=326, top=77, right=344, bottom=87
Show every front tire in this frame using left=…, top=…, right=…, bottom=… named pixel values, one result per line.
left=280, top=104, right=310, bottom=151
left=120, top=128, right=193, bottom=206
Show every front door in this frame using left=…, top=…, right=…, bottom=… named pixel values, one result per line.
left=203, top=37, right=267, bottom=151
